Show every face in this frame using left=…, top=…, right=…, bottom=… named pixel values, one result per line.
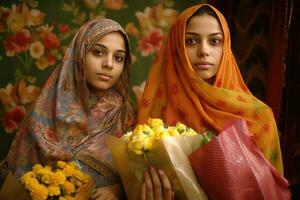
left=85, top=31, right=126, bottom=96
left=185, top=14, right=224, bottom=84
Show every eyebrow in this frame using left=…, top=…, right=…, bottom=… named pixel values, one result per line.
left=185, top=32, right=223, bottom=37
left=93, top=43, right=126, bottom=54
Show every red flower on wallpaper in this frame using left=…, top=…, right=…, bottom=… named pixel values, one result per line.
left=43, top=32, right=60, bottom=49
left=58, top=24, right=70, bottom=33
left=138, top=29, right=164, bottom=56
left=3, top=29, right=30, bottom=57
left=46, top=55, right=56, bottom=66
left=2, top=106, right=26, bottom=133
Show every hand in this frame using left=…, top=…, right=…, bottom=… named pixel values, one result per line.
left=92, top=184, right=122, bottom=200
left=140, top=166, right=174, bottom=200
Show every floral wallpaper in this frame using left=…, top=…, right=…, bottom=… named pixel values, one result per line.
left=0, top=0, right=204, bottom=159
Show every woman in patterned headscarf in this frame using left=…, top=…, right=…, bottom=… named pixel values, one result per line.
left=139, top=4, right=284, bottom=199
left=1, top=18, right=135, bottom=199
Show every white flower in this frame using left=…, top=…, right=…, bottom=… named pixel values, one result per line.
left=30, top=41, right=44, bottom=59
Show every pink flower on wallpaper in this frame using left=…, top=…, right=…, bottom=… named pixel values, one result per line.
left=2, top=106, right=26, bottom=133
left=43, top=32, right=60, bottom=49
left=138, top=29, right=164, bottom=56
left=3, top=29, right=30, bottom=57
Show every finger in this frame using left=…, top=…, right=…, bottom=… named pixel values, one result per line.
left=158, top=169, right=173, bottom=200
left=144, top=170, right=154, bottom=200
left=149, top=166, right=163, bottom=199
left=140, top=182, right=146, bottom=200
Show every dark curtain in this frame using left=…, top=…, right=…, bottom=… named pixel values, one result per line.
left=209, top=0, right=298, bottom=198
left=281, top=0, right=300, bottom=198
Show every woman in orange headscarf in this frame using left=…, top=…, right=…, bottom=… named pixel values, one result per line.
left=137, top=4, right=283, bottom=192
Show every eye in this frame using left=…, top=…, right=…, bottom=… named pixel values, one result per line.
left=92, top=49, right=105, bottom=56
left=210, top=37, right=223, bottom=46
left=114, top=54, right=125, bottom=63
left=185, top=38, right=196, bottom=46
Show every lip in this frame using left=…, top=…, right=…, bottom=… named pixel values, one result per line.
left=194, top=62, right=213, bottom=70
left=96, top=73, right=113, bottom=81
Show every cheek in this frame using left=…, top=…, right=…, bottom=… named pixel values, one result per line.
left=186, top=48, right=195, bottom=63
left=216, top=48, right=223, bottom=62
left=114, top=65, right=125, bottom=79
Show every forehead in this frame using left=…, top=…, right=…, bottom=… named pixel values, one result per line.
left=93, top=31, right=126, bottom=50
left=186, top=14, right=223, bottom=34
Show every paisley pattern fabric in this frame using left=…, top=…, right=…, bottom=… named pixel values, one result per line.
left=2, top=19, right=135, bottom=186
left=137, top=4, right=283, bottom=174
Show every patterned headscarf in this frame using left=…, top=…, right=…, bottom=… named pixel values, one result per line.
left=137, top=4, right=283, bottom=174
left=4, top=19, right=135, bottom=182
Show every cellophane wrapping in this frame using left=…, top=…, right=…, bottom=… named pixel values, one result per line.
left=105, top=134, right=208, bottom=200
left=188, top=119, right=291, bottom=200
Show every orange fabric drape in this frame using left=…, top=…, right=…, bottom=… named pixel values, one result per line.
left=137, top=4, right=283, bottom=174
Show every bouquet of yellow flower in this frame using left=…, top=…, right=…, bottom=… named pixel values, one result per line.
left=0, top=161, right=95, bottom=200
left=105, top=118, right=214, bottom=200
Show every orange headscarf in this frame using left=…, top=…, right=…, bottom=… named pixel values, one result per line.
left=137, top=4, right=283, bottom=174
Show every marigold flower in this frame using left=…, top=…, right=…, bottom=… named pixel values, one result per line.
left=57, top=160, right=67, bottom=168
left=47, top=185, right=60, bottom=196
left=30, top=184, right=48, bottom=200
left=49, top=170, right=66, bottom=185
left=63, top=181, right=76, bottom=195
left=32, top=164, right=43, bottom=173
left=63, top=165, right=75, bottom=177
left=72, top=169, right=89, bottom=183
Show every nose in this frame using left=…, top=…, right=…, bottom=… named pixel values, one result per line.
left=197, top=41, right=209, bottom=57
left=102, top=55, right=113, bottom=70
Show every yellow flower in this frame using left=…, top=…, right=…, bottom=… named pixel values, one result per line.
left=37, top=168, right=53, bottom=184
left=64, top=195, right=75, bottom=200
left=21, top=177, right=39, bottom=191
left=49, top=170, right=66, bottom=185
left=72, top=169, right=89, bottom=183
left=32, top=164, right=43, bottom=173
left=132, top=124, right=153, bottom=136
left=20, top=171, right=36, bottom=184
left=74, top=179, right=83, bottom=187
left=47, top=185, right=60, bottom=196
left=154, top=127, right=171, bottom=139
left=175, top=122, right=187, bottom=134
left=68, top=162, right=80, bottom=170
left=128, top=133, right=154, bottom=155
left=63, top=181, right=76, bottom=195
left=147, top=118, right=164, bottom=129
left=57, top=160, right=67, bottom=168
left=63, top=165, right=75, bottom=177
left=30, top=184, right=48, bottom=200
left=168, top=127, right=180, bottom=136
left=124, top=118, right=200, bottom=156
